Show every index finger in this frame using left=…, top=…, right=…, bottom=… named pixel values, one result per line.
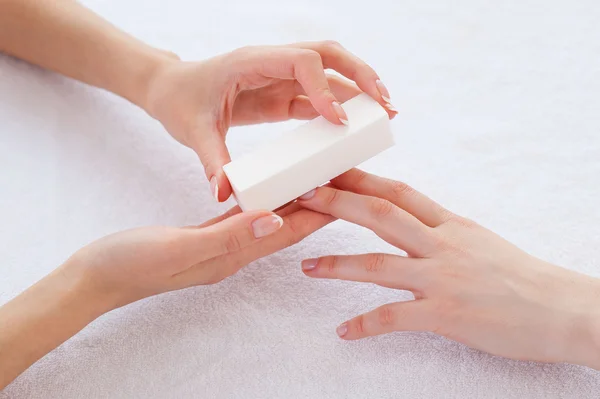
left=291, top=41, right=397, bottom=117
left=235, top=46, right=348, bottom=126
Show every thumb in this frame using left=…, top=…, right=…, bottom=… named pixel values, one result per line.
left=192, top=119, right=233, bottom=202
left=185, top=210, right=284, bottom=261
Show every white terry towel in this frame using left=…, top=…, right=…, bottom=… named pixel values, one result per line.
left=1, top=0, right=600, bottom=397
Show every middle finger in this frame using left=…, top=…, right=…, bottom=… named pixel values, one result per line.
left=298, top=186, right=437, bottom=257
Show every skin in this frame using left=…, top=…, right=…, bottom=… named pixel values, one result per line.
left=0, top=203, right=335, bottom=388
left=0, top=0, right=387, bottom=388
left=2, top=0, right=597, bottom=390
left=298, top=169, right=600, bottom=370
left=0, top=0, right=398, bottom=202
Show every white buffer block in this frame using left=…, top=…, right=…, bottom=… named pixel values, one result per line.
left=223, top=93, right=395, bottom=211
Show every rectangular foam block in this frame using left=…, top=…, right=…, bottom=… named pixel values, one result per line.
left=222, top=93, right=395, bottom=211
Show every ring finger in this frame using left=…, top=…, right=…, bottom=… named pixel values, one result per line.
left=301, top=253, right=430, bottom=293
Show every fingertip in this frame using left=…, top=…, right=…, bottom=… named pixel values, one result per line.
left=209, top=176, right=220, bottom=202
left=336, top=322, right=349, bottom=338
left=309, top=91, right=348, bottom=126
left=375, top=79, right=391, bottom=102
left=298, top=188, right=317, bottom=201
left=331, top=101, right=349, bottom=126
left=313, top=100, right=345, bottom=126
left=251, top=213, right=284, bottom=238
left=384, top=103, right=399, bottom=116
left=301, top=258, right=318, bottom=272
left=194, top=136, right=232, bottom=202
left=217, top=173, right=233, bottom=202
left=208, top=171, right=233, bottom=203
left=373, top=80, right=398, bottom=118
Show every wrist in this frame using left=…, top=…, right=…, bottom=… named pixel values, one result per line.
left=40, top=263, right=113, bottom=322
left=124, top=48, right=180, bottom=112
left=57, top=257, right=122, bottom=317
left=0, top=262, right=112, bottom=387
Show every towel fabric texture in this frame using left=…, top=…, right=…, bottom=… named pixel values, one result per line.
left=1, top=0, right=600, bottom=397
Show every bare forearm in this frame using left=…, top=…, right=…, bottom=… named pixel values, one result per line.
left=0, top=0, right=177, bottom=108
left=0, top=265, right=106, bottom=389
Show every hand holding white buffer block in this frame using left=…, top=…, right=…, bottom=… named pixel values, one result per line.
left=223, top=93, right=395, bottom=211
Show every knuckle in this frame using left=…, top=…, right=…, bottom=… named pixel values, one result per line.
left=297, top=49, right=322, bottom=65
left=424, top=229, right=455, bottom=253
left=282, top=217, right=306, bottom=247
left=430, top=232, right=451, bottom=252
left=314, top=86, right=333, bottom=99
left=358, top=61, right=374, bottom=74
left=354, top=315, right=366, bottom=335
left=324, top=189, right=340, bottom=207
left=439, top=213, right=478, bottom=230
left=350, top=61, right=374, bottom=81
left=435, top=206, right=455, bottom=223
left=320, top=40, right=343, bottom=51
left=433, top=236, right=469, bottom=259
left=230, top=45, right=256, bottom=59
left=365, top=253, right=385, bottom=273
left=449, top=215, right=477, bottom=229
left=352, top=169, right=369, bottom=186
left=326, top=256, right=339, bottom=274
left=388, top=180, right=414, bottom=199
left=378, top=306, right=395, bottom=327
left=369, top=198, right=395, bottom=219
left=285, top=216, right=302, bottom=236
left=223, top=231, right=242, bottom=253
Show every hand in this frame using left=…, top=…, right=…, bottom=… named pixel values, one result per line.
left=63, top=203, right=334, bottom=311
left=0, top=204, right=334, bottom=388
left=142, top=41, right=398, bottom=202
left=297, top=169, right=600, bottom=369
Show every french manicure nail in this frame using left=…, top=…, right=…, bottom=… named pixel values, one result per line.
left=331, top=101, right=349, bottom=126
left=336, top=323, right=348, bottom=337
left=376, top=79, right=391, bottom=104
left=252, top=214, right=283, bottom=238
left=299, top=189, right=316, bottom=200
left=302, top=259, right=318, bottom=271
left=385, top=103, right=399, bottom=113
left=210, top=176, right=219, bottom=202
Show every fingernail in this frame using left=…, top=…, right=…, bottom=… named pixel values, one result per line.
left=252, top=214, right=283, bottom=238
left=302, top=259, right=318, bottom=271
left=298, top=189, right=316, bottom=200
left=332, top=101, right=349, bottom=126
left=210, top=176, right=219, bottom=202
left=376, top=79, right=391, bottom=104
left=336, top=323, right=348, bottom=338
left=385, top=103, right=399, bottom=114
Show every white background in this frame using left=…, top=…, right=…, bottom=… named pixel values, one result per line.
left=1, top=0, right=600, bottom=397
